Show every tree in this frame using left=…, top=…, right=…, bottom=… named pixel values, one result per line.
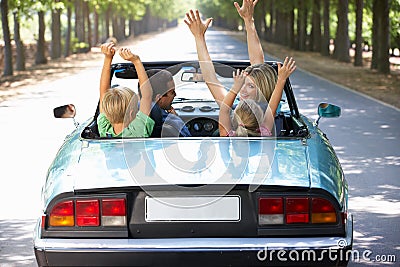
left=354, top=0, right=364, bottom=66
left=10, top=0, right=34, bottom=71
left=35, top=10, right=47, bottom=64
left=13, top=11, right=25, bottom=71
left=265, top=0, right=275, bottom=41
left=372, top=0, right=390, bottom=74
left=64, top=1, right=72, bottom=57
left=1, top=0, right=13, bottom=76
left=297, top=0, right=308, bottom=51
left=310, top=0, right=322, bottom=52
left=51, top=1, right=63, bottom=59
left=321, top=0, right=330, bottom=56
left=333, top=0, right=350, bottom=62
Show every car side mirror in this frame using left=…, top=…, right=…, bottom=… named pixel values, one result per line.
left=54, top=104, right=79, bottom=127
left=54, top=104, right=76, bottom=118
left=181, top=71, right=204, bottom=82
left=315, top=103, right=341, bottom=125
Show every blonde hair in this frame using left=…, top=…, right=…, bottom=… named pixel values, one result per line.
left=232, top=99, right=264, bottom=137
left=245, top=63, right=277, bottom=102
left=101, top=86, right=138, bottom=124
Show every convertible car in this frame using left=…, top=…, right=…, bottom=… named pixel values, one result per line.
left=34, top=61, right=353, bottom=266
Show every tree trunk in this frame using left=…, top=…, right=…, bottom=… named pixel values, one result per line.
left=333, top=0, right=350, bottom=62
left=84, top=1, right=92, bottom=47
left=375, top=0, right=390, bottom=74
left=275, top=9, right=287, bottom=45
left=371, top=0, right=378, bottom=69
left=51, top=6, right=62, bottom=59
left=1, top=0, right=13, bottom=76
left=354, top=0, right=364, bottom=66
left=310, top=0, right=322, bottom=52
left=254, top=1, right=265, bottom=39
left=112, top=14, right=119, bottom=41
left=128, top=19, right=135, bottom=38
left=297, top=0, right=307, bottom=51
left=321, top=0, right=330, bottom=56
left=288, top=2, right=295, bottom=49
left=256, top=0, right=267, bottom=40
left=75, top=0, right=85, bottom=43
left=64, top=4, right=72, bottom=57
left=105, top=5, right=111, bottom=39
left=93, top=9, right=99, bottom=45
left=266, top=0, right=275, bottom=41
left=35, top=10, right=47, bottom=65
left=13, top=11, right=25, bottom=71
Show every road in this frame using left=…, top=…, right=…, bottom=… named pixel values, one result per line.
left=0, top=24, right=399, bottom=266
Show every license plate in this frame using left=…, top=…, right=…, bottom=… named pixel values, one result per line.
left=145, top=196, right=241, bottom=222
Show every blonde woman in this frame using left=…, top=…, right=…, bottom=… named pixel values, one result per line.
left=219, top=57, right=296, bottom=137
left=185, top=0, right=270, bottom=105
left=97, top=43, right=154, bottom=137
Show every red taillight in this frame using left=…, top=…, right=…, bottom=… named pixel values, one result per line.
left=102, top=198, right=126, bottom=226
left=312, top=198, right=336, bottom=213
left=76, top=199, right=100, bottom=226
left=259, top=197, right=284, bottom=225
left=312, top=197, right=337, bottom=223
left=286, top=198, right=309, bottom=224
left=259, top=198, right=283, bottom=214
left=102, top=199, right=126, bottom=216
left=258, top=196, right=338, bottom=225
left=47, top=197, right=127, bottom=228
left=49, top=200, right=74, bottom=226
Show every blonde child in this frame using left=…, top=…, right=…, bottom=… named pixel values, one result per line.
left=97, top=43, right=154, bottom=137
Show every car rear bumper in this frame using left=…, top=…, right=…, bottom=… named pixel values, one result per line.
left=34, top=214, right=353, bottom=267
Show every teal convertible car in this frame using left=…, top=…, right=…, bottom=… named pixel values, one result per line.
left=34, top=61, right=352, bottom=266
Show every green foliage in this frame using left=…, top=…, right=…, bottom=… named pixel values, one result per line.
left=390, top=0, right=400, bottom=47
left=71, top=37, right=90, bottom=53
left=196, top=0, right=239, bottom=20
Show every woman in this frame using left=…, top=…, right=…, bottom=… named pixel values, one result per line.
left=184, top=1, right=296, bottom=136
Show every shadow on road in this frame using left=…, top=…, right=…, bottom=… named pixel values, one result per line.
left=0, top=219, right=37, bottom=266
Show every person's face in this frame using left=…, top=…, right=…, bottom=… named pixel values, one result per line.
left=239, top=76, right=258, bottom=100
left=156, top=81, right=176, bottom=110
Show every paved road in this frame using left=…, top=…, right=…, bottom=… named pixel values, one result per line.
left=0, top=24, right=399, bottom=266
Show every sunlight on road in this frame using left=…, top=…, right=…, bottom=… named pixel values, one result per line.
left=113, top=23, right=198, bottom=62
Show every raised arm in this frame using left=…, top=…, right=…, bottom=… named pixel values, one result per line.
left=219, top=69, right=246, bottom=137
left=99, top=42, right=115, bottom=112
left=234, top=0, right=264, bottom=65
left=262, top=57, right=296, bottom=131
left=119, top=48, right=153, bottom=116
left=184, top=9, right=226, bottom=106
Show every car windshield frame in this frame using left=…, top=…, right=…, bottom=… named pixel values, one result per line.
left=104, top=61, right=299, bottom=116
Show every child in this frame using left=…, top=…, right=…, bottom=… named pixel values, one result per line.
left=219, top=57, right=296, bottom=137
left=97, top=42, right=154, bottom=137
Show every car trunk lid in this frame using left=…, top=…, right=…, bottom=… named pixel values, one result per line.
left=73, top=138, right=310, bottom=190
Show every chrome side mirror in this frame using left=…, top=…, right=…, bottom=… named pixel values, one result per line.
left=315, top=103, right=341, bottom=126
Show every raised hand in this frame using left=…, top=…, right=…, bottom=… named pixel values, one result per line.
left=234, top=0, right=259, bottom=22
left=100, top=42, right=115, bottom=58
left=119, top=48, right=140, bottom=63
left=232, top=69, right=246, bottom=94
left=277, top=57, right=296, bottom=81
left=184, top=9, right=212, bottom=38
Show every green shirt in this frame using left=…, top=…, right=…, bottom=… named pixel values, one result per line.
left=97, top=111, right=155, bottom=138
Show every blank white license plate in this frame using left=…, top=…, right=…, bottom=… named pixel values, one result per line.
left=145, top=196, right=241, bottom=222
